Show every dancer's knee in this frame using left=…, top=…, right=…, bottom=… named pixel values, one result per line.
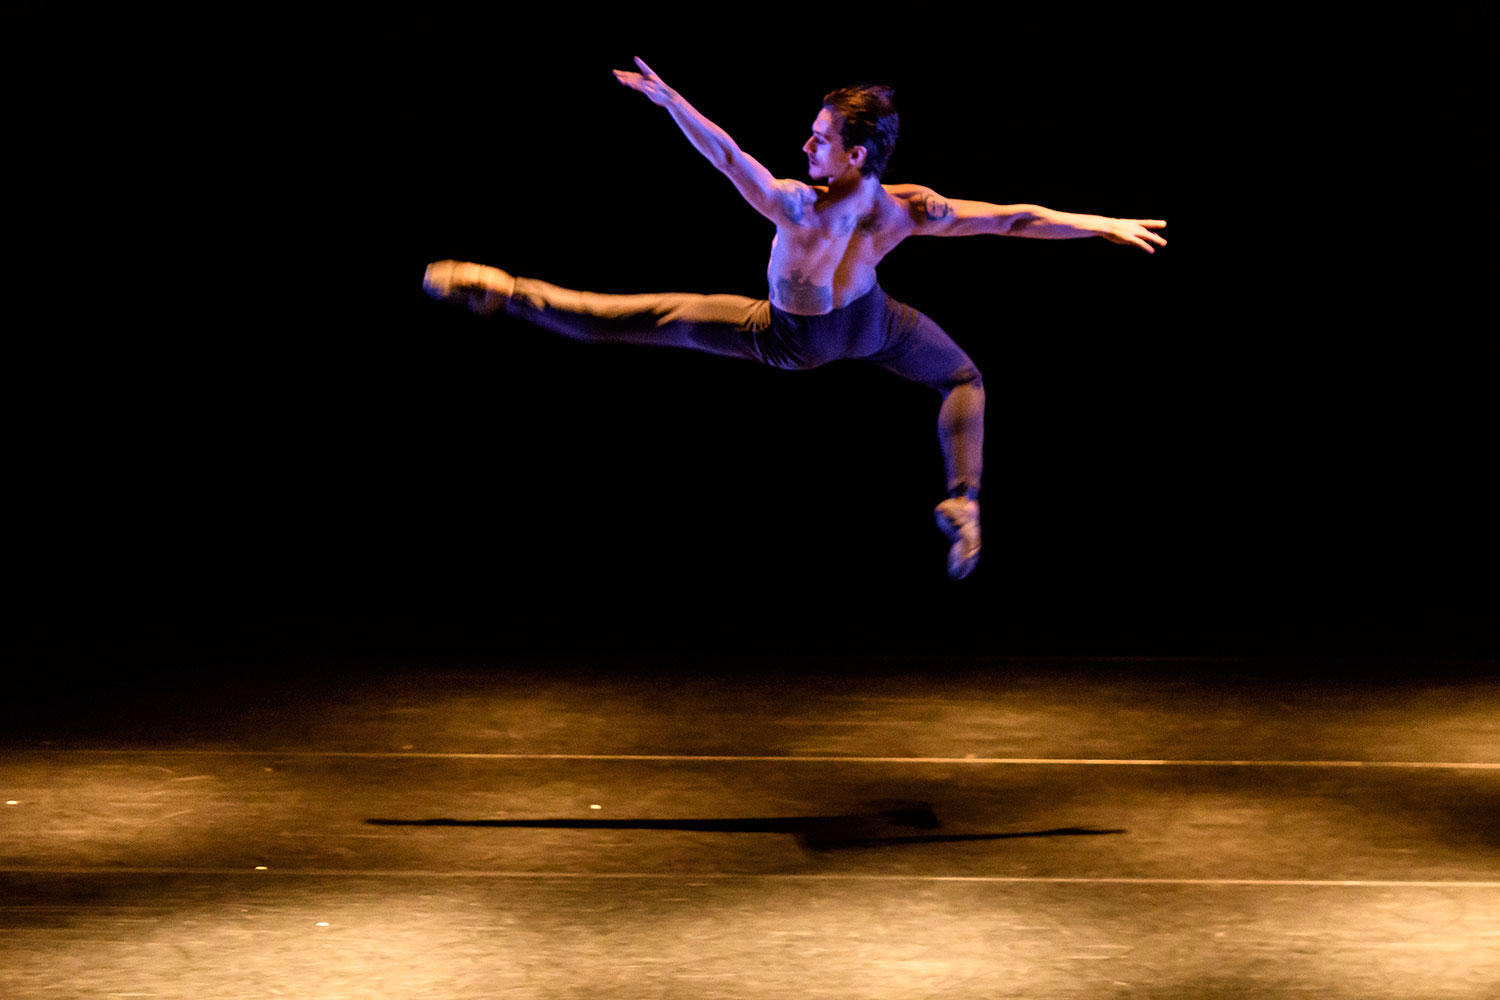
left=941, top=363, right=983, bottom=396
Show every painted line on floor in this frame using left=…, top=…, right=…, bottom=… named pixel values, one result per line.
left=17, top=750, right=1500, bottom=769
left=2, top=868, right=1499, bottom=888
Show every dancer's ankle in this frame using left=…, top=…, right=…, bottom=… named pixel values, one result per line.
left=947, top=483, right=980, bottom=502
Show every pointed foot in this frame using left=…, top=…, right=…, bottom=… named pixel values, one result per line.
left=933, top=497, right=981, bottom=580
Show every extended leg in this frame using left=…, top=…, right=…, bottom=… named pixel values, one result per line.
left=423, top=260, right=771, bottom=362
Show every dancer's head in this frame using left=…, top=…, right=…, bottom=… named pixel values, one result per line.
left=819, top=84, right=899, bottom=179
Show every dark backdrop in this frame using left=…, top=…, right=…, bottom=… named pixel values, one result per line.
left=21, top=18, right=1493, bottom=667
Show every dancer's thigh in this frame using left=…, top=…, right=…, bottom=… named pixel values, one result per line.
left=508, top=278, right=771, bottom=362
left=868, top=302, right=981, bottom=390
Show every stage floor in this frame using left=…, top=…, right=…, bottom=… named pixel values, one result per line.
left=4, top=656, right=1497, bottom=998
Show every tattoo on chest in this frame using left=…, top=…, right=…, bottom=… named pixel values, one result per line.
left=775, top=272, right=834, bottom=313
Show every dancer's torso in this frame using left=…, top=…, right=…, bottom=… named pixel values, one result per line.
left=767, top=183, right=927, bottom=316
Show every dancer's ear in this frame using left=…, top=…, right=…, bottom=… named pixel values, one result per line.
left=847, top=145, right=867, bottom=172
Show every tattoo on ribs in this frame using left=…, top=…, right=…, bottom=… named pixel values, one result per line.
left=775, top=272, right=834, bottom=313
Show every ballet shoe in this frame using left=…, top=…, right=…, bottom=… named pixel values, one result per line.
left=933, top=497, right=981, bottom=580
left=423, top=260, right=512, bottom=316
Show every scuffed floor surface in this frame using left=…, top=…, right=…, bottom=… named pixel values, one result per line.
left=3, top=656, right=1497, bottom=998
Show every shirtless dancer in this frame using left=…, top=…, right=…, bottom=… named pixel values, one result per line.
left=424, top=58, right=1165, bottom=579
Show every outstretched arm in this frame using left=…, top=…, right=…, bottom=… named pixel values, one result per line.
left=897, top=186, right=1167, bottom=253
left=613, top=57, right=812, bottom=226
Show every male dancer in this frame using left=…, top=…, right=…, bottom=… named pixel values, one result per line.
left=424, top=58, right=1165, bottom=579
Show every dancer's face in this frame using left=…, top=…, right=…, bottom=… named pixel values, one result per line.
left=803, top=108, right=863, bottom=182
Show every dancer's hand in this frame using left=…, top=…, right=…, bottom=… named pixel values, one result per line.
left=1098, top=218, right=1168, bottom=253
left=613, top=57, right=677, bottom=107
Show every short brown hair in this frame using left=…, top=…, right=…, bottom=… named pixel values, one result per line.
left=822, top=84, right=899, bottom=178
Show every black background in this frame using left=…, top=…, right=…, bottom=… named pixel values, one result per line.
left=21, top=17, right=1493, bottom=670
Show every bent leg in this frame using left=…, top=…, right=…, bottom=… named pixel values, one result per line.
left=865, top=299, right=984, bottom=578
left=867, top=302, right=985, bottom=498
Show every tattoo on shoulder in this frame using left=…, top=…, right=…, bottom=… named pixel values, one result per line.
left=779, top=187, right=809, bottom=225
left=775, top=272, right=834, bottom=313
left=921, top=192, right=953, bottom=223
